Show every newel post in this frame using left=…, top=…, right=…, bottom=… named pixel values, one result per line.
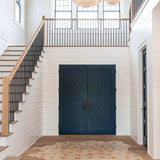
left=2, top=77, right=9, bottom=136
left=42, top=16, right=46, bottom=47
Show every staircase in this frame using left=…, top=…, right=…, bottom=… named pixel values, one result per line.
left=0, top=44, right=45, bottom=148
left=0, top=17, right=45, bottom=159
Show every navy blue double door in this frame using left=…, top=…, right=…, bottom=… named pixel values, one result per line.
left=59, top=65, right=116, bottom=134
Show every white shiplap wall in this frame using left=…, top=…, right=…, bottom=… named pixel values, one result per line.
left=42, top=47, right=130, bottom=136
left=129, top=0, right=160, bottom=159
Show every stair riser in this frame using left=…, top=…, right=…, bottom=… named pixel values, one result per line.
left=0, top=73, right=10, bottom=77
left=7, top=47, right=26, bottom=50
left=0, top=137, right=7, bottom=146
left=0, top=67, right=13, bottom=72
left=1, top=56, right=20, bottom=60
left=0, top=61, right=17, bottom=65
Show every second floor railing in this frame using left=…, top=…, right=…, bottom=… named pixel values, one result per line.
left=44, top=18, right=129, bottom=47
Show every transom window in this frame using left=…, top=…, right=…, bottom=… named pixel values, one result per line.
left=15, top=0, right=22, bottom=24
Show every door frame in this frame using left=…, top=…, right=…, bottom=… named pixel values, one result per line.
left=59, top=64, right=116, bottom=135
left=137, top=42, right=149, bottom=146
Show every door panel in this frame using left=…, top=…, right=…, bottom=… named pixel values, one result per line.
left=59, top=65, right=116, bottom=135
left=59, top=66, right=88, bottom=134
left=87, top=66, right=116, bottom=134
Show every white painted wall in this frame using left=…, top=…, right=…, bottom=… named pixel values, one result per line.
left=25, top=0, right=54, bottom=43
left=0, top=0, right=25, bottom=56
left=41, top=47, right=130, bottom=136
left=129, top=0, right=160, bottom=159
left=0, top=60, right=43, bottom=160
left=121, top=0, right=132, bottom=18
left=152, top=3, right=160, bottom=159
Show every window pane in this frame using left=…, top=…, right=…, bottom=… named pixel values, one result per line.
left=77, top=12, right=98, bottom=19
left=77, top=20, right=98, bottom=29
left=56, top=12, right=71, bottom=18
left=104, top=12, right=119, bottom=19
left=104, top=2, right=120, bottom=11
left=56, top=0, right=72, bottom=11
left=15, top=3, right=20, bottom=22
left=55, top=0, right=72, bottom=28
left=104, top=20, right=120, bottom=28
left=56, top=12, right=72, bottom=28
left=77, top=6, right=98, bottom=12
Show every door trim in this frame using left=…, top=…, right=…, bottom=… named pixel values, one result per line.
left=137, top=43, right=148, bottom=146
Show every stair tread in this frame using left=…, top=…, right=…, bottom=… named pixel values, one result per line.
left=2, top=55, right=21, bottom=56
left=0, top=71, right=36, bottom=72
left=0, top=92, right=29, bottom=94
left=0, top=84, right=32, bottom=86
left=8, top=45, right=26, bottom=47
left=0, top=59, right=17, bottom=61
left=5, top=50, right=24, bottom=52
left=0, top=121, right=18, bottom=124
left=0, top=110, right=22, bottom=113
left=0, top=101, right=26, bottom=103
left=0, top=65, right=15, bottom=66
left=0, top=77, right=35, bottom=79
left=0, top=146, right=9, bottom=152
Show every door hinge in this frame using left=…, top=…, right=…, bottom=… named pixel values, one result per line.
left=115, top=88, right=117, bottom=92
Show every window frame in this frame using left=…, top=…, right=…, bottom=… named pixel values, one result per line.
left=76, top=5, right=99, bottom=29
left=15, top=0, right=22, bottom=24
left=55, top=0, right=72, bottom=29
left=103, top=2, right=120, bottom=19
left=103, top=2, right=121, bottom=29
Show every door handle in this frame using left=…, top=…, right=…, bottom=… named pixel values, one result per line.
left=89, top=101, right=91, bottom=110
left=82, top=102, right=86, bottom=110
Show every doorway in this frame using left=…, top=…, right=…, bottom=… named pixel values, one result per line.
left=59, top=65, right=116, bottom=134
left=142, top=48, right=147, bottom=147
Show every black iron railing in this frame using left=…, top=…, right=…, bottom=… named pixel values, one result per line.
left=45, top=18, right=129, bottom=47
left=9, top=27, right=44, bottom=122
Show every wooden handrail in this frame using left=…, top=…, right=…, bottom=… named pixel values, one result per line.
left=131, top=0, right=147, bottom=23
left=8, top=19, right=45, bottom=82
left=44, top=18, right=130, bottom=21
